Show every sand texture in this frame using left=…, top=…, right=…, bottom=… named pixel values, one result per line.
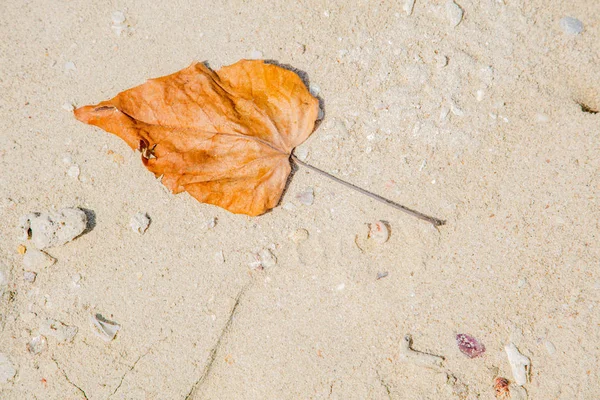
left=0, top=0, right=599, bottom=399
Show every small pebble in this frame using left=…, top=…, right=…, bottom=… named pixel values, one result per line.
left=476, top=90, right=485, bottom=101
left=435, top=54, right=448, bottom=68
left=403, top=0, right=415, bottom=15
left=290, top=228, right=309, bottom=243
left=23, top=248, right=56, bottom=270
left=23, top=271, right=37, bottom=283
left=67, top=164, right=80, bottom=179
left=456, top=333, right=486, bottom=358
left=249, top=50, right=263, bottom=59
left=214, top=250, right=225, bottom=263
left=62, top=102, right=75, bottom=112
left=446, top=0, right=464, bottom=27
left=336, top=283, right=345, bottom=291
left=90, top=313, right=120, bottom=342
left=560, top=17, right=583, bottom=35
left=295, top=147, right=309, bottom=161
left=317, top=107, right=324, bottom=120
left=309, top=83, right=320, bottom=97
left=19, top=208, right=88, bottom=249
left=544, top=340, right=556, bottom=356
left=206, top=217, right=217, bottom=229
left=368, top=221, right=390, bottom=244
left=376, top=271, right=389, bottom=280
left=111, top=11, right=126, bottom=24
left=296, top=188, right=314, bottom=206
left=27, top=335, right=47, bottom=355
left=64, top=61, right=76, bottom=72
left=17, top=244, right=26, bottom=255
left=130, top=212, right=150, bottom=234
left=0, top=354, right=16, bottom=384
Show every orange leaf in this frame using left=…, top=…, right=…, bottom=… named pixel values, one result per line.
left=75, top=60, right=319, bottom=216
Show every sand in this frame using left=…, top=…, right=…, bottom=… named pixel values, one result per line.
left=0, top=0, right=599, bottom=399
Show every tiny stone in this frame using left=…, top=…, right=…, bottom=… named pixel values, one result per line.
left=17, top=244, right=26, bottom=254
left=249, top=248, right=277, bottom=270
left=214, top=250, right=225, bottom=263
left=317, top=108, right=324, bottom=120
left=64, top=61, right=76, bottom=72
left=111, top=11, right=126, bottom=24
left=206, top=217, right=217, bottom=229
left=67, top=165, right=80, bottom=179
left=368, top=221, right=390, bottom=244
left=130, top=212, right=150, bottom=234
left=290, top=228, right=309, bottom=243
left=376, top=271, right=389, bottom=280
left=476, top=90, right=485, bottom=101
left=336, top=283, right=345, bottom=291
left=27, top=335, right=48, bottom=355
left=23, top=271, right=37, bottom=283
left=296, top=188, right=314, bottom=206
left=560, top=17, right=583, bottom=35
left=544, top=340, right=557, bottom=356
left=0, top=354, right=16, bottom=383
left=295, top=146, right=309, bottom=161
left=446, top=0, right=464, bottom=27
left=23, top=248, right=56, bottom=270
left=309, top=83, right=320, bottom=96
left=435, top=54, right=448, bottom=68
left=62, top=102, right=75, bottom=111
left=249, top=50, right=263, bottom=59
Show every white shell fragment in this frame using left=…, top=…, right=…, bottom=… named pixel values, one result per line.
left=90, top=313, right=121, bottom=342
left=19, top=208, right=88, bottom=249
left=23, top=248, right=56, bottom=270
left=130, top=212, right=150, bottom=234
left=249, top=248, right=277, bottom=270
left=23, top=271, right=37, bottom=283
left=403, top=0, right=416, bottom=16
left=0, top=353, right=16, bottom=384
left=27, top=335, right=48, bottom=355
left=505, top=342, right=530, bottom=386
left=399, top=335, right=444, bottom=369
left=296, top=188, right=314, bottom=206
left=368, top=221, right=390, bottom=244
left=39, top=319, right=78, bottom=343
left=446, top=0, right=464, bottom=27
left=560, top=17, right=583, bottom=35
left=111, top=11, right=130, bottom=36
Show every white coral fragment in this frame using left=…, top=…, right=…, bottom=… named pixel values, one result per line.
left=19, top=208, right=87, bottom=249
left=505, top=342, right=530, bottom=386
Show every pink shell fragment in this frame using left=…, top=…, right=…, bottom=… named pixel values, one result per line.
left=456, top=333, right=486, bottom=358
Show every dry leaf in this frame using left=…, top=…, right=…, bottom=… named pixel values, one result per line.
left=75, top=60, right=319, bottom=216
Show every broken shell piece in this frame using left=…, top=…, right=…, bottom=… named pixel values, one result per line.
left=130, top=212, right=150, bottom=234
left=27, top=335, right=48, bottom=355
left=23, top=271, right=37, bottom=283
left=290, top=228, right=309, bottom=243
left=23, top=248, right=56, bottom=270
left=39, top=319, right=78, bottom=343
left=504, top=342, right=530, bottom=386
left=19, top=208, right=88, bottom=249
left=446, top=0, right=464, bottom=27
left=368, top=221, right=390, bottom=243
left=90, top=313, right=120, bottom=342
left=494, top=377, right=510, bottom=399
left=399, top=334, right=444, bottom=369
left=456, top=333, right=486, bottom=358
left=296, top=188, right=314, bottom=206
left=249, top=248, right=277, bottom=270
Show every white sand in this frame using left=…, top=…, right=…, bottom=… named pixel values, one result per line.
left=0, top=0, right=598, bottom=398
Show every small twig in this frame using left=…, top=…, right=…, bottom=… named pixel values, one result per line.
left=291, top=155, right=446, bottom=227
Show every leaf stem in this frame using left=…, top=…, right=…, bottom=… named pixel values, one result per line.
left=291, top=155, right=446, bottom=227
